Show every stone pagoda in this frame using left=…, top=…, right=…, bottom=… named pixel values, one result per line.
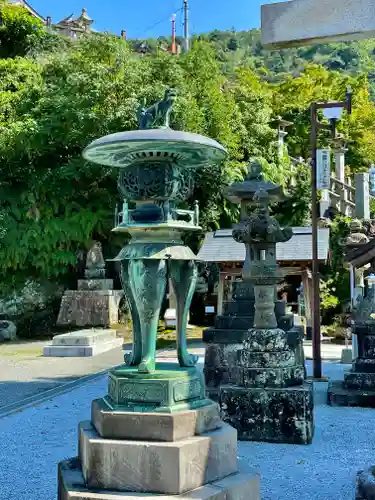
left=329, top=274, right=375, bottom=407
left=58, top=91, right=260, bottom=500
left=203, top=160, right=305, bottom=401
left=218, top=162, right=314, bottom=444
left=57, top=241, right=123, bottom=328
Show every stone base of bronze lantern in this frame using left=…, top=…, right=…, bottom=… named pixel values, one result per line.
left=64, top=102, right=261, bottom=500
left=220, top=327, right=314, bottom=445
left=58, top=364, right=261, bottom=500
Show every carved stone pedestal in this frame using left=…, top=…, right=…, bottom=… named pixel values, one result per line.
left=58, top=365, right=260, bottom=500
left=220, top=328, right=314, bottom=445
left=203, top=282, right=304, bottom=401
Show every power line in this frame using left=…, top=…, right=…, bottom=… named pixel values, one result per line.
left=137, top=5, right=183, bottom=38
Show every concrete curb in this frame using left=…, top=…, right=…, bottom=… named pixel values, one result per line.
left=0, top=363, right=123, bottom=420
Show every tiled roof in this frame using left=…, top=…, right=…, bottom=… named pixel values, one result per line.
left=197, top=227, right=330, bottom=263
left=8, top=0, right=45, bottom=21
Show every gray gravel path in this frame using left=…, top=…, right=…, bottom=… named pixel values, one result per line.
left=0, top=359, right=373, bottom=500
left=0, top=338, right=348, bottom=410
left=0, top=341, right=205, bottom=409
left=0, top=341, right=124, bottom=408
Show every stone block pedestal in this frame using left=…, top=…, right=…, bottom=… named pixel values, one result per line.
left=58, top=365, right=260, bottom=500
left=356, top=467, right=375, bottom=500
left=57, top=290, right=123, bottom=328
left=43, top=329, right=123, bottom=357
left=220, top=383, right=314, bottom=444
left=219, top=327, right=314, bottom=445
left=328, top=323, right=375, bottom=407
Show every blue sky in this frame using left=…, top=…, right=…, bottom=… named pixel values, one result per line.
left=29, top=0, right=279, bottom=39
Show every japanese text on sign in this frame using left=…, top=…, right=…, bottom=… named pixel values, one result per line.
left=317, top=149, right=331, bottom=189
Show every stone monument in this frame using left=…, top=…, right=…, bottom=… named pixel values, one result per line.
left=58, top=90, right=260, bottom=500
left=328, top=274, right=375, bottom=407
left=203, top=160, right=305, bottom=401
left=57, top=241, right=123, bottom=328
left=219, top=163, right=314, bottom=444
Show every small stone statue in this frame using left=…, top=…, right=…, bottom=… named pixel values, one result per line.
left=85, top=241, right=106, bottom=279
left=138, top=88, right=177, bottom=130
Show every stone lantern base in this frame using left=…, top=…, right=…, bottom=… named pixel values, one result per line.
left=220, top=383, right=314, bottom=445
left=219, top=327, right=314, bottom=445
left=58, top=365, right=261, bottom=500
left=328, top=324, right=375, bottom=407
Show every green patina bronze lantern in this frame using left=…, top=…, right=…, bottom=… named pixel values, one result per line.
left=83, top=90, right=227, bottom=412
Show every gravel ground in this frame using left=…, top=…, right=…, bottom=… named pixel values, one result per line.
left=1, top=359, right=370, bottom=500
left=0, top=340, right=124, bottom=408
left=0, top=340, right=347, bottom=409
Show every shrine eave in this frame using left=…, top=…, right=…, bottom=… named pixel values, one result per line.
left=197, top=227, right=330, bottom=263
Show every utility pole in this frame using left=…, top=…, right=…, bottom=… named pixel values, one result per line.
left=170, top=14, right=177, bottom=55
left=183, top=0, right=189, bottom=52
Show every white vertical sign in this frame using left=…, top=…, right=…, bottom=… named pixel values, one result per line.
left=317, top=149, right=331, bottom=189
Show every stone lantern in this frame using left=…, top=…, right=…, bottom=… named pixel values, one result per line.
left=219, top=161, right=314, bottom=445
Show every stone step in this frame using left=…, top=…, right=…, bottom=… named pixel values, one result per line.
left=243, top=328, right=288, bottom=352
left=353, top=358, right=375, bottom=373
left=237, top=349, right=296, bottom=368
left=344, top=371, right=375, bottom=390
left=214, top=315, right=254, bottom=330
left=203, top=328, right=246, bottom=344
left=328, top=380, right=375, bottom=407
left=231, top=365, right=304, bottom=388
left=77, top=279, right=114, bottom=291
left=222, top=301, right=255, bottom=316
left=43, top=338, right=123, bottom=358
left=231, top=281, right=255, bottom=301
left=91, top=399, right=222, bottom=441
left=52, top=329, right=117, bottom=346
left=58, top=456, right=261, bottom=500
left=79, top=421, right=238, bottom=495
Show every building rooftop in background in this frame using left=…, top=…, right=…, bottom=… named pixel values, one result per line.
left=53, top=8, right=95, bottom=38
left=8, top=0, right=45, bottom=21
left=198, top=227, right=330, bottom=263
left=7, top=2, right=96, bottom=39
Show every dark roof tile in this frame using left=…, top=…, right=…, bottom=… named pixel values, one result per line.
left=197, top=227, right=330, bottom=262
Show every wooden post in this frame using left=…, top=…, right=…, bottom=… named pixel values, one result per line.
left=302, top=269, right=313, bottom=340
left=217, top=273, right=225, bottom=316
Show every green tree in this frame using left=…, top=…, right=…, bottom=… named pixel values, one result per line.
left=0, top=2, right=47, bottom=58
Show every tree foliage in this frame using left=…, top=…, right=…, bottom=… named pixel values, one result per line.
left=0, top=2, right=47, bottom=58
left=0, top=19, right=374, bottom=306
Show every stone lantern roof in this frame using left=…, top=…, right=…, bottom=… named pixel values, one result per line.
left=223, top=159, right=284, bottom=204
